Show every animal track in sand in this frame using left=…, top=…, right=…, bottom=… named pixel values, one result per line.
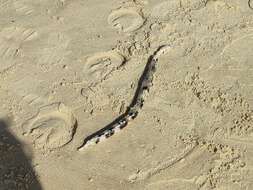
left=22, top=103, right=77, bottom=151
left=108, top=8, right=145, bottom=33
left=83, top=50, right=125, bottom=84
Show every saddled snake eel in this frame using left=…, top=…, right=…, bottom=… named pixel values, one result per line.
left=78, top=45, right=171, bottom=150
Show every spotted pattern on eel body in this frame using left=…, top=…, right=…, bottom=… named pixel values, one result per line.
left=78, top=45, right=171, bottom=151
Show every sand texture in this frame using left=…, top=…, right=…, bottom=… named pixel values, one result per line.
left=0, top=0, right=253, bottom=189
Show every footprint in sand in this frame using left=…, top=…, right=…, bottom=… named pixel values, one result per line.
left=83, top=50, right=125, bottom=84
left=0, top=26, right=38, bottom=72
left=22, top=103, right=77, bottom=151
left=108, top=8, right=145, bottom=33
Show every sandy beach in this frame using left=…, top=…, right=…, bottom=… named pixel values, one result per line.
left=0, top=0, right=253, bottom=189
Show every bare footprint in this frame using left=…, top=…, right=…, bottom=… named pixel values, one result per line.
left=0, top=26, right=38, bottom=71
left=83, top=50, right=125, bottom=84
left=108, top=8, right=145, bottom=33
left=22, top=103, right=77, bottom=151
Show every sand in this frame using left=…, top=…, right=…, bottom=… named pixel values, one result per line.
left=0, top=0, right=253, bottom=189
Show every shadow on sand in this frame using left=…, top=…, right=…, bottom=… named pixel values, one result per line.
left=0, top=119, right=42, bottom=190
